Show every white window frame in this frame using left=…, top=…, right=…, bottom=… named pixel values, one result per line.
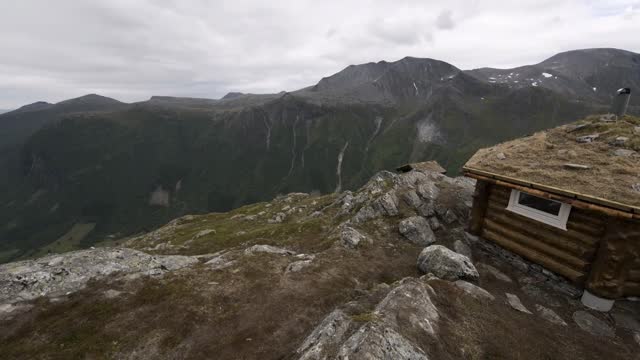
left=506, top=190, right=571, bottom=230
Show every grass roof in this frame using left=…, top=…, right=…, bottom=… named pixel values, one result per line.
left=464, top=114, right=640, bottom=210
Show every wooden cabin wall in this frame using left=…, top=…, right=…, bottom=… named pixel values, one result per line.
left=477, top=183, right=605, bottom=285
left=587, top=218, right=640, bottom=298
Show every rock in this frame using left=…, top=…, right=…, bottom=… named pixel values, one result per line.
left=398, top=217, right=435, bottom=246
left=599, top=114, right=616, bottom=122
left=453, top=240, right=472, bottom=259
left=635, top=126, right=640, bottom=135
left=205, top=255, right=236, bottom=270
left=506, top=293, right=532, bottom=314
left=477, top=263, right=512, bottom=283
left=496, top=152, right=506, bottom=160
left=612, top=136, right=628, bottom=146
left=104, top=289, right=123, bottom=299
left=573, top=311, right=615, bottom=338
left=632, top=183, right=640, bottom=193
left=612, top=312, right=640, bottom=332
left=352, top=205, right=379, bottom=223
left=613, top=148, right=636, bottom=157
left=286, top=260, right=312, bottom=273
left=337, top=279, right=438, bottom=359
left=635, top=332, right=640, bottom=346
left=563, top=163, right=590, bottom=170
left=535, top=304, right=567, bottom=326
left=427, top=217, right=441, bottom=231
left=454, top=280, right=495, bottom=301
left=296, top=309, right=352, bottom=360
left=417, top=202, right=435, bottom=217
left=401, top=190, right=422, bottom=209
left=337, top=325, right=428, bottom=359
left=576, top=134, right=599, bottom=143
left=340, top=226, right=368, bottom=249
left=0, top=248, right=198, bottom=303
left=268, top=212, right=286, bottom=224
left=443, top=209, right=458, bottom=224
left=377, top=192, right=399, bottom=216
left=416, top=182, right=439, bottom=200
left=309, top=211, right=323, bottom=218
left=417, top=245, right=479, bottom=282
left=194, top=229, right=216, bottom=239
left=47, top=257, right=64, bottom=267
left=244, top=245, right=294, bottom=256
left=243, top=215, right=257, bottom=221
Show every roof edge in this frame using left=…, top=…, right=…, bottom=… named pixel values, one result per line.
left=463, top=166, right=640, bottom=215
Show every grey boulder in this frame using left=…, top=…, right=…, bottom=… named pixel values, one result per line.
left=398, top=216, right=435, bottom=246
left=417, top=245, right=479, bottom=282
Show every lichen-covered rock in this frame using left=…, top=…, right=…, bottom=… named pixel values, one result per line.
left=506, top=293, right=532, bottom=314
left=416, top=181, right=440, bottom=200
left=286, top=260, right=313, bottom=273
left=296, top=309, right=352, bottom=360
left=336, top=324, right=428, bottom=359
left=337, top=278, right=438, bottom=359
left=478, top=263, right=512, bottom=283
left=340, top=226, right=368, bottom=249
left=0, top=248, right=198, bottom=304
left=244, top=245, right=295, bottom=256
left=453, top=240, right=472, bottom=259
left=398, top=216, right=435, bottom=246
left=375, top=191, right=399, bottom=216
left=535, top=304, right=567, bottom=326
left=417, top=245, right=479, bottom=282
left=454, top=280, right=495, bottom=301
left=401, top=190, right=422, bottom=209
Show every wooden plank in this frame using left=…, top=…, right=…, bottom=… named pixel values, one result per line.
left=464, top=167, right=640, bottom=213
left=481, top=228, right=585, bottom=283
left=483, top=218, right=589, bottom=271
left=623, top=281, right=640, bottom=296
left=629, top=270, right=640, bottom=282
left=468, top=181, right=491, bottom=235
left=465, top=172, right=639, bottom=220
left=484, top=210, right=597, bottom=259
left=486, top=202, right=601, bottom=246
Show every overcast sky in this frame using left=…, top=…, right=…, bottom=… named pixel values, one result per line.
left=1, top=0, right=639, bottom=109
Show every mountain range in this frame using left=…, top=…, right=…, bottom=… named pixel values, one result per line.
left=0, top=48, right=638, bottom=262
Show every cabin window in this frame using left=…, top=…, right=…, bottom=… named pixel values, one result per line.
left=507, top=190, right=571, bottom=230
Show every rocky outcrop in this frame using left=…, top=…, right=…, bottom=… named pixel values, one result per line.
left=0, top=248, right=198, bottom=304
left=296, top=310, right=352, bottom=360
left=298, top=278, right=439, bottom=359
left=398, top=216, right=435, bottom=246
left=417, top=245, right=479, bottom=282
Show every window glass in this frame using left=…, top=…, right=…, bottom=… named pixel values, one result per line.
left=517, top=192, right=561, bottom=216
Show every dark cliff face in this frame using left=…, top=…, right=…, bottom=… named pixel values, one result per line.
left=0, top=49, right=629, bottom=261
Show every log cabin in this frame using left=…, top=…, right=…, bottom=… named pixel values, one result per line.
left=463, top=115, right=640, bottom=311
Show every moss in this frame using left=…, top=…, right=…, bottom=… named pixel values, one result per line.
left=350, top=312, right=379, bottom=323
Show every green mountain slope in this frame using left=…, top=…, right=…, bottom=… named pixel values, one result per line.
left=0, top=52, right=622, bottom=262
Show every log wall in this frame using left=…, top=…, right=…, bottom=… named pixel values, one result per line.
left=587, top=218, right=640, bottom=298
left=479, top=184, right=605, bottom=285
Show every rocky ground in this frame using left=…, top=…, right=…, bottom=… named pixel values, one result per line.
left=0, top=168, right=638, bottom=359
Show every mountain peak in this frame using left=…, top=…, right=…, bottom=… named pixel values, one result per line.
left=221, top=92, right=245, bottom=100
left=56, top=94, right=123, bottom=107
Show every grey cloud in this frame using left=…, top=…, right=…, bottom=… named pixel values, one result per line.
left=436, top=10, right=455, bottom=30
left=0, top=0, right=638, bottom=109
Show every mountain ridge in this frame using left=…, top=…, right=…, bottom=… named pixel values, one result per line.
left=0, top=48, right=633, bottom=262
